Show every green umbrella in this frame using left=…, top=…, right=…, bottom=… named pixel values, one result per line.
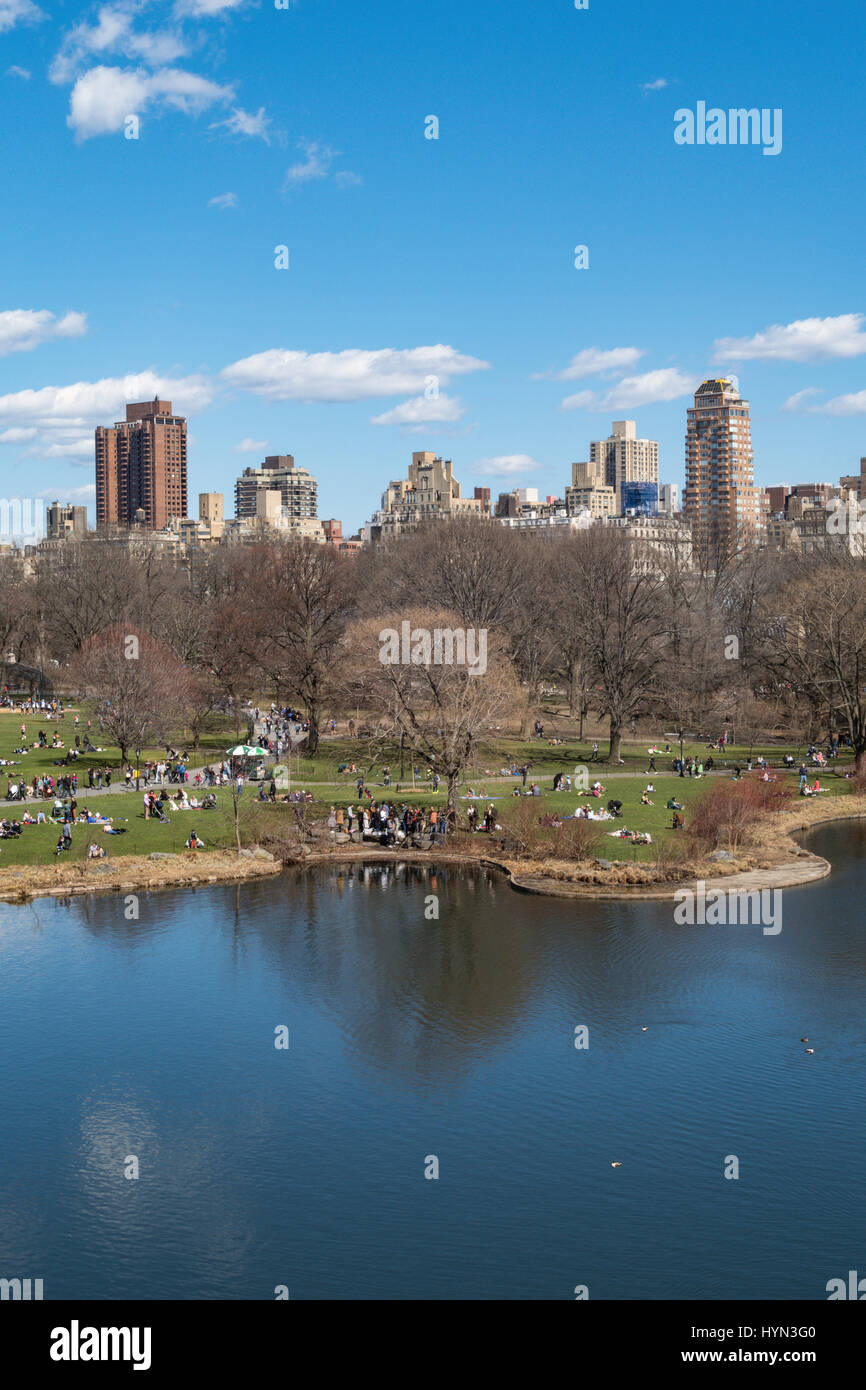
left=227, top=744, right=269, bottom=756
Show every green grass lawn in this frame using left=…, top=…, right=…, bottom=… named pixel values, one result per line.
left=0, top=788, right=298, bottom=867
left=1, top=702, right=854, bottom=867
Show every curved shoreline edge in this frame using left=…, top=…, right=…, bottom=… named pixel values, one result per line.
left=0, top=800, right=863, bottom=907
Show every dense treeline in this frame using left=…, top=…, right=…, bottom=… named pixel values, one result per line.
left=2, top=521, right=865, bottom=781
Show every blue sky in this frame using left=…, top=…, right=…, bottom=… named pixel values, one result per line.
left=1, top=0, right=865, bottom=531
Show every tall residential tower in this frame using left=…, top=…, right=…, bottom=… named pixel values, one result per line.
left=684, top=379, right=759, bottom=553
left=95, top=399, right=187, bottom=529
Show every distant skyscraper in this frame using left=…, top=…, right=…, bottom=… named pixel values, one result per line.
left=684, top=379, right=759, bottom=553
left=95, top=399, right=187, bottom=529
left=234, top=455, right=318, bottom=521
left=590, top=421, right=659, bottom=509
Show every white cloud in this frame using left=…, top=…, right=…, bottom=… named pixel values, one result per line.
left=561, top=368, right=697, bottom=411
left=234, top=437, right=268, bottom=452
left=559, top=390, right=597, bottom=412
left=370, top=393, right=465, bottom=427
left=51, top=6, right=189, bottom=85
left=36, top=484, right=95, bottom=499
left=284, top=139, right=337, bottom=187
left=781, top=387, right=823, bottom=413
left=475, top=454, right=543, bottom=477
left=0, top=309, right=87, bottom=357
left=27, top=438, right=95, bottom=459
left=6, top=65, right=31, bottom=79
left=175, top=0, right=248, bottom=14
left=714, top=314, right=866, bottom=363
left=812, top=390, right=866, bottom=416
left=335, top=170, right=362, bottom=188
left=535, top=346, right=645, bottom=381
left=639, top=78, right=668, bottom=93
left=0, top=427, right=37, bottom=443
left=0, top=0, right=43, bottom=35
left=221, top=345, right=490, bottom=402
left=210, top=105, right=270, bottom=141
left=67, top=65, right=233, bottom=140
left=208, top=191, right=238, bottom=209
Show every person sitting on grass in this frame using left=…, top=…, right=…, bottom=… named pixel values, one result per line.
left=640, top=789, right=654, bottom=805
left=671, top=812, right=685, bottom=830
left=185, top=830, right=204, bottom=850
left=666, top=796, right=683, bottom=811
left=87, top=842, right=105, bottom=859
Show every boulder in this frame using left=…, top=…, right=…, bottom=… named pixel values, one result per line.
left=708, top=849, right=734, bottom=862
left=252, top=847, right=275, bottom=860
left=595, top=858, right=612, bottom=870
left=148, top=852, right=178, bottom=861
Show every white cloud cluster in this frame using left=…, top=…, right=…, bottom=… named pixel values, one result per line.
left=221, top=346, right=490, bottom=402
left=0, top=309, right=87, bottom=357
left=208, top=191, right=238, bottom=210
left=48, top=2, right=269, bottom=141
left=50, top=4, right=188, bottom=85
left=558, top=367, right=697, bottom=412
left=0, top=346, right=489, bottom=459
left=210, top=106, right=271, bottom=142
left=714, top=314, right=866, bottom=363
left=284, top=139, right=361, bottom=190
left=782, top=387, right=866, bottom=416
left=535, top=346, right=645, bottom=381
left=67, top=64, right=234, bottom=139
left=0, top=0, right=43, bottom=35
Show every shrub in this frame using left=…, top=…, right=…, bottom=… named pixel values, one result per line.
left=687, top=775, right=791, bottom=852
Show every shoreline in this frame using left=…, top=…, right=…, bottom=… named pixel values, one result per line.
left=0, top=796, right=861, bottom=905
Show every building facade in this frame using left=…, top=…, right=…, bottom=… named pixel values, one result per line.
left=683, top=378, right=759, bottom=553
left=364, top=452, right=487, bottom=541
left=590, top=420, right=659, bottom=506
left=95, top=399, right=187, bottom=530
left=234, top=455, right=318, bottom=522
left=46, top=501, right=87, bottom=540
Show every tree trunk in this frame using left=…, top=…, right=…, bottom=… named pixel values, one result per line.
left=447, top=771, right=460, bottom=815
left=608, top=721, right=622, bottom=764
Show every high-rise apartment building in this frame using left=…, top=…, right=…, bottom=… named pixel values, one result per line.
left=95, top=399, right=187, bottom=530
left=684, top=379, right=759, bottom=552
left=590, top=421, right=659, bottom=506
left=234, top=455, right=318, bottom=521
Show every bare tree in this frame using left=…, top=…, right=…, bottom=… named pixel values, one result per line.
left=235, top=539, right=354, bottom=754
left=552, top=528, right=668, bottom=762
left=344, top=608, right=521, bottom=814
left=69, top=625, right=187, bottom=763
left=758, top=557, right=866, bottom=771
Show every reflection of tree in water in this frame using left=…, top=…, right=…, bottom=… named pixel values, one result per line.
left=237, top=863, right=546, bottom=1086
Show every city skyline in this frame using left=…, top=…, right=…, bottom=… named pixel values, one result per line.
left=0, top=0, right=865, bottom=530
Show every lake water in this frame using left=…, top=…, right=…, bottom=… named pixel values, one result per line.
left=1, top=822, right=864, bottom=1300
